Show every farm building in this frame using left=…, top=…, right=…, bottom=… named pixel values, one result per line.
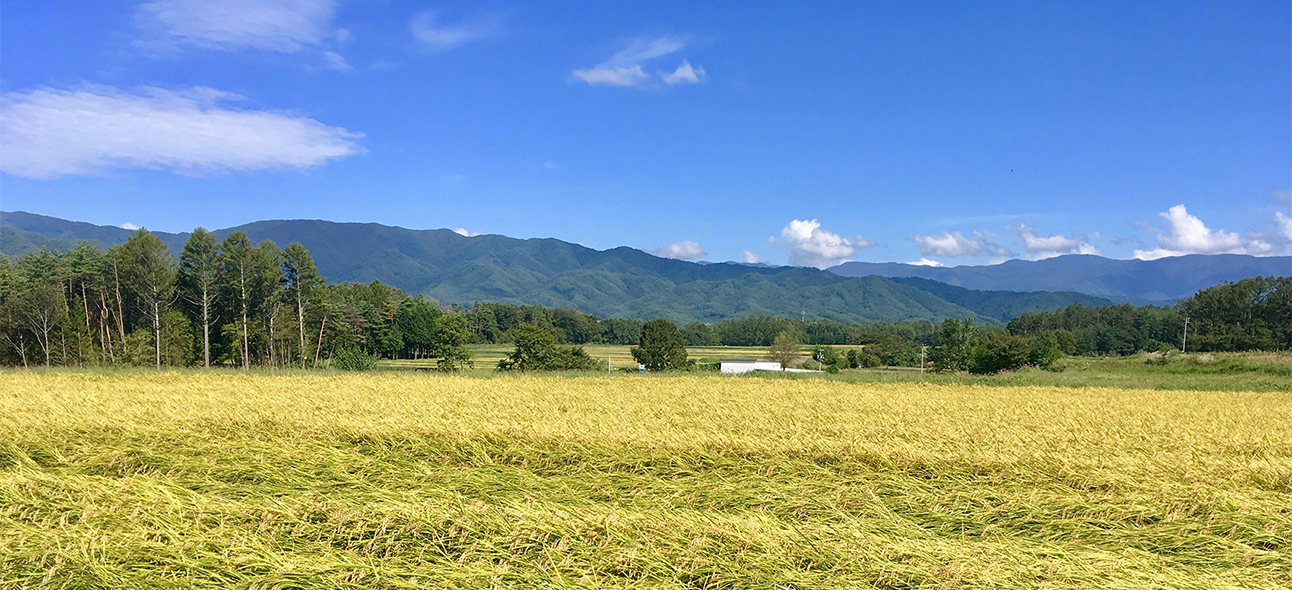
left=719, top=359, right=783, bottom=374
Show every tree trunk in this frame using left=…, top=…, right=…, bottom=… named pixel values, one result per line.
left=313, top=313, right=327, bottom=368
left=240, top=271, right=249, bottom=370
left=297, top=289, right=306, bottom=369
left=201, top=285, right=210, bottom=367
left=113, top=261, right=126, bottom=344
left=99, top=290, right=113, bottom=362
left=269, top=308, right=276, bottom=370
left=153, top=300, right=161, bottom=369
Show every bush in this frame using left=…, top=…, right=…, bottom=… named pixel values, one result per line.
left=632, top=319, right=689, bottom=371
left=1028, top=332, right=1063, bottom=369
left=331, top=348, right=377, bottom=371
left=1146, top=343, right=1176, bottom=366
left=970, top=332, right=1031, bottom=374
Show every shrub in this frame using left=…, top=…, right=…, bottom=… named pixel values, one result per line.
left=331, top=348, right=377, bottom=371
left=632, top=319, right=689, bottom=371
left=970, top=332, right=1031, bottom=374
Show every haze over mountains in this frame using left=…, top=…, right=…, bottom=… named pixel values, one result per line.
left=4, top=211, right=1285, bottom=324
left=831, top=256, right=1292, bottom=304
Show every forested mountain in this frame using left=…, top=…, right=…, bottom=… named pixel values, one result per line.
left=4, top=211, right=1106, bottom=324
left=830, top=254, right=1291, bottom=303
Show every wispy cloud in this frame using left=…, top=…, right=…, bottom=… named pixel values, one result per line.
left=1133, top=205, right=1260, bottom=260
left=119, top=222, right=140, bottom=231
left=662, top=60, right=705, bottom=85
left=0, top=85, right=362, bottom=179
left=775, top=219, right=877, bottom=268
left=453, top=228, right=480, bottom=237
left=137, top=0, right=339, bottom=53
left=573, top=37, right=704, bottom=88
left=321, top=50, right=351, bottom=72
left=410, top=11, right=497, bottom=51
left=908, top=258, right=945, bottom=267
left=1010, top=222, right=1099, bottom=260
left=652, top=240, right=707, bottom=261
left=740, top=249, right=760, bottom=264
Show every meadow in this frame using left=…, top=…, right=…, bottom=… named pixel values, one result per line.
left=2, top=371, right=1289, bottom=588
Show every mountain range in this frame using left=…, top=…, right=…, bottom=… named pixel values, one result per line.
left=4, top=210, right=1284, bottom=324
left=831, top=255, right=1291, bottom=303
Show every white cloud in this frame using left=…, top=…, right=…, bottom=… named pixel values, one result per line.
left=410, top=11, right=496, bottom=51
left=453, top=228, right=479, bottom=237
left=573, top=37, right=703, bottom=87
left=137, top=0, right=338, bottom=53
left=322, top=50, right=351, bottom=72
left=0, top=85, right=362, bottom=179
left=652, top=240, right=707, bottom=261
left=1133, top=205, right=1250, bottom=260
left=119, top=223, right=140, bottom=231
left=913, top=230, right=982, bottom=258
left=908, top=258, right=945, bottom=267
left=572, top=66, right=648, bottom=87
left=1011, top=222, right=1099, bottom=260
left=1276, top=211, right=1292, bottom=242
left=741, top=249, right=760, bottom=264
left=662, top=60, right=705, bottom=84
left=776, top=219, right=877, bottom=268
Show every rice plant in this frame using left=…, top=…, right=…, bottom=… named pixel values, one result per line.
left=2, top=372, right=1289, bottom=588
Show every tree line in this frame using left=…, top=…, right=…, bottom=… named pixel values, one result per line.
left=2, top=228, right=1286, bottom=373
left=0, top=230, right=475, bottom=369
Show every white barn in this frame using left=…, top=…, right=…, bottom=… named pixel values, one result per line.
left=719, top=359, right=783, bottom=374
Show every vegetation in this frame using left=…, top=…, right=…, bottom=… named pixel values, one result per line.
left=496, top=324, right=596, bottom=372
left=1, top=229, right=1287, bottom=378
left=2, top=372, right=1288, bottom=588
left=2, top=215, right=1117, bottom=325
left=630, top=319, right=690, bottom=371
left=766, top=330, right=800, bottom=369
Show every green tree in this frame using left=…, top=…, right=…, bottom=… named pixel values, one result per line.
left=255, top=241, right=283, bottom=366
left=431, top=313, right=472, bottom=371
left=220, top=232, right=256, bottom=368
left=631, top=318, right=688, bottom=371
left=932, top=317, right=978, bottom=372
left=766, top=331, right=799, bottom=370
left=498, top=324, right=557, bottom=371
left=21, top=280, right=67, bottom=366
left=396, top=295, right=440, bottom=358
left=178, top=228, right=221, bottom=367
left=119, top=230, right=176, bottom=369
left=281, top=243, right=322, bottom=369
left=970, top=331, right=1030, bottom=374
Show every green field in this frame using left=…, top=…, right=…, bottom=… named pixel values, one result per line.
left=380, top=347, right=1292, bottom=392
left=2, top=371, right=1290, bottom=588
left=380, top=345, right=780, bottom=372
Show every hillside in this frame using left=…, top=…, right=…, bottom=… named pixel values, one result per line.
left=4, top=211, right=1110, bottom=324
left=831, top=254, right=1292, bottom=303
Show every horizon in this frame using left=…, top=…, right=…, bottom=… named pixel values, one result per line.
left=1, top=2, right=1289, bottom=267
left=6, top=208, right=1291, bottom=271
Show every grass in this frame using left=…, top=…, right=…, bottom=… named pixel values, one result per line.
left=2, top=372, right=1290, bottom=588
left=379, top=345, right=778, bottom=372
left=382, top=347, right=1292, bottom=392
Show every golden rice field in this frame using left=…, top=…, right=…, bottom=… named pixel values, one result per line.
left=2, top=372, right=1290, bottom=589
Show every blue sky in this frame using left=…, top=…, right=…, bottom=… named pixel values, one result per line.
left=1, top=1, right=1289, bottom=267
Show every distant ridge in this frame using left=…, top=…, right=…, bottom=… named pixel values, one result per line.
left=831, top=254, right=1292, bottom=303
left=0, top=210, right=1142, bottom=324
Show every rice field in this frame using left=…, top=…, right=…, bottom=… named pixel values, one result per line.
left=2, top=372, right=1290, bottom=588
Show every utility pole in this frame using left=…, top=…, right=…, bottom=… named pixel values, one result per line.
left=921, top=345, right=927, bottom=377
left=1181, top=316, right=1189, bottom=353
left=608, top=355, right=612, bottom=374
